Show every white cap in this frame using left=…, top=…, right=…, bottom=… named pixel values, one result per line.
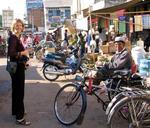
left=114, top=36, right=125, bottom=43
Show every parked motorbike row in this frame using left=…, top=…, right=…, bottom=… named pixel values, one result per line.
left=26, top=39, right=90, bottom=81
left=41, top=46, right=90, bottom=81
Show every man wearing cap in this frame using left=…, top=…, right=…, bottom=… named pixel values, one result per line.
left=92, top=36, right=133, bottom=85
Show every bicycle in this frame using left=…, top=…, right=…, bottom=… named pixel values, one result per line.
left=106, top=70, right=145, bottom=101
left=54, top=66, right=147, bottom=126
left=107, top=88, right=150, bottom=128
left=106, top=72, right=148, bottom=120
left=54, top=66, right=110, bottom=126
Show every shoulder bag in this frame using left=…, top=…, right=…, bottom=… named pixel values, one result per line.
left=6, top=56, right=17, bottom=75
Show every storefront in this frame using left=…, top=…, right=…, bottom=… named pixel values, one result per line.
left=91, top=0, right=150, bottom=41
left=90, top=0, right=150, bottom=52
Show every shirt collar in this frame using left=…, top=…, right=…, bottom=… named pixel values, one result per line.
left=116, top=48, right=125, bottom=54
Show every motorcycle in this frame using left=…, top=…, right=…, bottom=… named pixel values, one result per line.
left=41, top=47, right=89, bottom=81
left=35, top=40, right=58, bottom=61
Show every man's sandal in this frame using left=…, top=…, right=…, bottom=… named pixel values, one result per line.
left=16, top=119, right=31, bottom=126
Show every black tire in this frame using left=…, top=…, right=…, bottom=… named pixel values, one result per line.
left=43, top=64, right=59, bottom=81
left=107, top=96, right=150, bottom=128
left=54, top=83, right=87, bottom=125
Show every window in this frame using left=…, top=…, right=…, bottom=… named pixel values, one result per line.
left=65, top=9, right=70, bottom=18
left=48, top=10, right=53, bottom=17
left=56, top=10, right=60, bottom=16
left=94, top=0, right=103, bottom=3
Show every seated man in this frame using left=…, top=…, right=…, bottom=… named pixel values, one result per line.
left=92, top=36, right=133, bottom=86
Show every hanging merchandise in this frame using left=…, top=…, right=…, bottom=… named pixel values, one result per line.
left=129, top=17, right=133, bottom=33
left=105, top=19, right=109, bottom=28
left=119, top=20, right=126, bottom=33
left=134, top=15, right=143, bottom=32
left=142, top=14, right=150, bottom=29
left=118, top=16, right=126, bottom=33
left=98, top=18, right=105, bottom=28
left=113, top=18, right=118, bottom=33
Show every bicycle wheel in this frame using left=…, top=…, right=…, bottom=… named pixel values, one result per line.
left=106, top=92, right=126, bottom=116
left=107, top=96, right=150, bottom=128
left=54, top=83, right=87, bottom=125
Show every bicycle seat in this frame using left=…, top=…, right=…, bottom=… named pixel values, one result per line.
left=131, top=73, right=142, bottom=80
left=113, top=70, right=131, bottom=78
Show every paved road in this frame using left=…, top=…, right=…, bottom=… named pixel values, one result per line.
left=0, top=58, right=108, bottom=128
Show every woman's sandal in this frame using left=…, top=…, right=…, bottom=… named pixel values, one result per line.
left=16, top=119, right=31, bottom=126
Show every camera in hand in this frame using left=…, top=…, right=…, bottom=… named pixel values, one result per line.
left=26, top=44, right=34, bottom=58
left=19, top=55, right=29, bottom=63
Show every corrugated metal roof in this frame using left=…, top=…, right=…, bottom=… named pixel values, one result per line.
left=44, top=0, right=72, bottom=8
left=92, top=0, right=142, bottom=14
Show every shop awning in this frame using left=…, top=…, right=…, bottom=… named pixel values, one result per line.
left=92, top=0, right=142, bottom=14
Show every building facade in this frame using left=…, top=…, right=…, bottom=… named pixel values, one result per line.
left=43, top=0, right=72, bottom=32
left=2, top=9, right=14, bottom=29
left=0, top=15, right=2, bottom=28
left=26, top=0, right=45, bottom=32
left=71, top=0, right=150, bottom=53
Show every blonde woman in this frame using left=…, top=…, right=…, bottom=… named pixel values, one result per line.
left=7, top=19, right=31, bottom=125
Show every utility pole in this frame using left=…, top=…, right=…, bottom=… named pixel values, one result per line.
left=89, top=5, right=92, bottom=37
left=31, top=10, right=34, bottom=33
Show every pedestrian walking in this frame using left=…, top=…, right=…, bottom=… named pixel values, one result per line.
left=64, top=29, right=69, bottom=46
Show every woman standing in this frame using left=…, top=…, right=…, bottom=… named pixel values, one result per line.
left=7, top=19, right=31, bottom=125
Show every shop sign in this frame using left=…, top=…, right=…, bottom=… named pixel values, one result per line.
left=76, top=17, right=88, bottom=31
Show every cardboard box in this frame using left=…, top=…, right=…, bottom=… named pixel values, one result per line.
left=108, top=43, right=116, bottom=53
left=86, top=53, right=99, bottom=62
left=101, top=45, right=109, bottom=54
left=46, top=48, right=55, bottom=53
left=125, top=41, right=132, bottom=51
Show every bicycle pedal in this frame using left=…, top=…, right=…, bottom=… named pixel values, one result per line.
left=87, top=91, right=92, bottom=95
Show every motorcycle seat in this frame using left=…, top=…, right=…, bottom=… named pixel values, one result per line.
left=112, top=70, right=131, bottom=78
left=43, top=58, right=63, bottom=65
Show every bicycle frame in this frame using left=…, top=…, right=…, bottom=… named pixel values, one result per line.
left=74, top=74, right=109, bottom=111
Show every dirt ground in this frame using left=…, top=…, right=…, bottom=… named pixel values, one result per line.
left=0, top=57, right=150, bottom=128
left=0, top=58, right=108, bottom=128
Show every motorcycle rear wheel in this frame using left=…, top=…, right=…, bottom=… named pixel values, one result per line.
left=43, top=65, right=59, bottom=81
